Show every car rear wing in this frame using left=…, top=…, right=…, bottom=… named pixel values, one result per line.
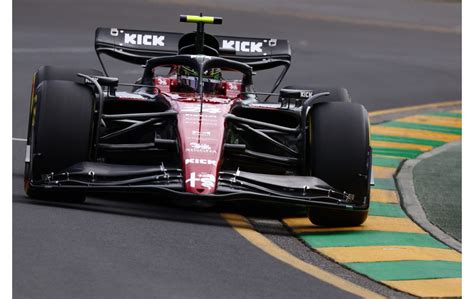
left=94, top=27, right=292, bottom=65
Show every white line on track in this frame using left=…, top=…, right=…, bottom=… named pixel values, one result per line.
left=12, top=138, right=27, bottom=142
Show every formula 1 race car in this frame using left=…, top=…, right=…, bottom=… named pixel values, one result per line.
left=24, top=15, right=372, bottom=226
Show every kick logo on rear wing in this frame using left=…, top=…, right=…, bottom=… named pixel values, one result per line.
left=221, top=38, right=278, bottom=53
left=109, top=28, right=166, bottom=47
left=123, top=33, right=165, bottom=47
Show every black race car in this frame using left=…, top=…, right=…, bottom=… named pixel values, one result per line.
left=24, top=15, right=372, bottom=226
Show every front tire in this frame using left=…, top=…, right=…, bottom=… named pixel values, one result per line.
left=307, top=102, right=371, bottom=226
left=26, top=66, right=103, bottom=158
left=24, top=80, right=96, bottom=203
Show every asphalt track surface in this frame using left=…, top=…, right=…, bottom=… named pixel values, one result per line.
left=13, top=0, right=460, bottom=298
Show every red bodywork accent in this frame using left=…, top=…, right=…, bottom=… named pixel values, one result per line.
left=170, top=94, right=235, bottom=194
left=116, top=75, right=244, bottom=195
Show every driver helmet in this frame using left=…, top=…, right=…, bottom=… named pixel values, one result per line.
left=177, top=66, right=223, bottom=94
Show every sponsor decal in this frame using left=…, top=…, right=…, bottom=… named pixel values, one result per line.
left=185, top=142, right=217, bottom=153
left=184, top=120, right=218, bottom=126
left=190, top=142, right=211, bottom=150
left=123, top=33, right=165, bottom=47
left=157, top=78, right=168, bottom=86
left=185, top=159, right=217, bottom=166
left=226, top=81, right=241, bottom=98
left=192, top=131, right=211, bottom=137
left=184, top=113, right=217, bottom=119
left=186, top=172, right=215, bottom=190
left=300, top=90, right=313, bottom=98
left=181, top=106, right=222, bottom=114
left=227, top=82, right=239, bottom=90
left=222, top=40, right=263, bottom=53
left=187, top=136, right=218, bottom=141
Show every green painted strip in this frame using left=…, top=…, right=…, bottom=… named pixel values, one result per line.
left=381, top=121, right=462, bottom=135
left=299, top=231, right=448, bottom=248
left=345, top=261, right=461, bottom=281
left=373, top=178, right=397, bottom=190
left=373, top=147, right=423, bottom=158
left=424, top=111, right=462, bottom=118
left=372, top=155, right=403, bottom=168
left=371, top=134, right=445, bottom=147
left=369, top=202, right=406, bottom=218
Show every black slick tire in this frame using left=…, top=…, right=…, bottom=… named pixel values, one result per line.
left=26, top=66, right=103, bottom=149
left=24, top=80, right=96, bottom=203
left=307, top=102, right=371, bottom=226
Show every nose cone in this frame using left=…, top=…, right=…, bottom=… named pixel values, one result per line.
left=174, top=99, right=232, bottom=195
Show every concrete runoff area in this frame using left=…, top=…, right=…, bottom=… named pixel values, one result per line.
left=413, top=142, right=461, bottom=241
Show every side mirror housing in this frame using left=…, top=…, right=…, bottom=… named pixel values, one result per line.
left=279, top=89, right=313, bottom=108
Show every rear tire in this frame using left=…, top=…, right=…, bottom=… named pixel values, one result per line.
left=307, top=102, right=371, bottom=226
left=282, top=85, right=351, bottom=102
left=24, top=80, right=96, bottom=203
